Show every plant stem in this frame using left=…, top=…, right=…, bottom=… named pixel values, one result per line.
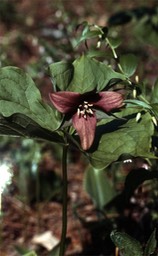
left=59, top=142, right=69, bottom=256
left=106, top=37, right=131, bottom=84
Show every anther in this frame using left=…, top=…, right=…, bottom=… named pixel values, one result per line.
left=81, top=110, right=86, bottom=115
left=77, top=101, right=94, bottom=119
left=77, top=108, right=81, bottom=116
left=84, top=104, right=89, bottom=109
left=88, top=109, right=93, bottom=115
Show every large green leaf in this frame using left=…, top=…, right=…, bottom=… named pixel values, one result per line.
left=0, top=67, right=61, bottom=132
left=83, top=166, right=116, bottom=210
left=48, top=55, right=125, bottom=93
left=89, top=110, right=154, bottom=169
left=110, top=230, right=143, bottom=256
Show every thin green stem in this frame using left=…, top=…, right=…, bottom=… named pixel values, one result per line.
left=59, top=142, right=69, bottom=256
left=106, top=37, right=132, bottom=85
left=106, top=38, right=125, bottom=74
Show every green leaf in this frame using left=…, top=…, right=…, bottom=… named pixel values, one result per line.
left=69, top=55, right=126, bottom=93
left=74, top=22, right=104, bottom=47
left=125, top=99, right=152, bottom=110
left=83, top=166, right=116, bottom=210
left=0, top=67, right=61, bottom=132
left=75, top=30, right=101, bottom=47
left=48, top=61, right=74, bottom=91
left=48, top=55, right=125, bottom=93
left=89, top=110, right=154, bottom=169
left=110, top=230, right=143, bottom=256
left=120, top=53, right=138, bottom=77
left=144, top=229, right=157, bottom=256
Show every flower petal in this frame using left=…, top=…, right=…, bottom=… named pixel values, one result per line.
left=72, top=113, right=97, bottom=150
left=49, top=91, right=81, bottom=113
left=94, top=91, right=123, bottom=112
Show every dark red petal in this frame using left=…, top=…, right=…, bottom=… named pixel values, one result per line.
left=94, top=91, right=124, bottom=112
left=49, top=91, right=81, bottom=113
left=72, top=113, right=97, bottom=150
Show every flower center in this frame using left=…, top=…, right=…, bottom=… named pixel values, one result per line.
left=77, top=101, right=94, bottom=119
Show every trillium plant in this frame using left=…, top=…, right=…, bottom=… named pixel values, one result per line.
left=0, top=22, right=158, bottom=255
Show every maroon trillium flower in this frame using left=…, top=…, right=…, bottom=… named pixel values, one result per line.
left=49, top=91, right=123, bottom=150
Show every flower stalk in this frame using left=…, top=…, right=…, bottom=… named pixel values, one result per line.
left=59, top=140, right=69, bottom=256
